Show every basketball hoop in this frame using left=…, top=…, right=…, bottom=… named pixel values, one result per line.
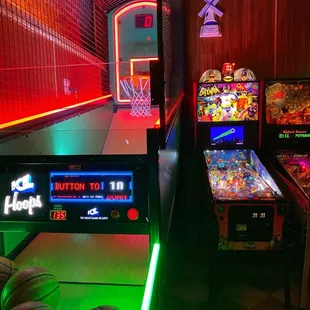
left=120, top=75, right=152, bottom=117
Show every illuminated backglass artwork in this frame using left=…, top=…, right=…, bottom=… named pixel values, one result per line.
left=265, top=82, right=310, bottom=125
left=197, top=82, right=259, bottom=122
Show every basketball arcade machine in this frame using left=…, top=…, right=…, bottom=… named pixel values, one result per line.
left=0, top=150, right=161, bottom=309
left=194, top=65, right=289, bottom=253
left=0, top=52, right=163, bottom=309
left=262, top=79, right=310, bottom=309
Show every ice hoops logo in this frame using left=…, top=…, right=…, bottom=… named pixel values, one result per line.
left=4, top=174, right=42, bottom=216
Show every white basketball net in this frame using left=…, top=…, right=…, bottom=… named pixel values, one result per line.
left=120, top=76, right=152, bottom=117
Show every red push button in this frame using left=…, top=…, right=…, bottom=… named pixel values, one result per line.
left=127, top=208, right=139, bottom=221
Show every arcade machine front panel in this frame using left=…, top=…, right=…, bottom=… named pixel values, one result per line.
left=0, top=158, right=157, bottom=309
left=205, top=149, right=285, bottom=250
left=195, top=66, right=289, bottom=251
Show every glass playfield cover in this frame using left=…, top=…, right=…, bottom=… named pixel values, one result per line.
left=276, top=152, right=310, bottom=199
left=204, top=149, right=283, bottom=200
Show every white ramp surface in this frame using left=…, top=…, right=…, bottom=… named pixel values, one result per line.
left=102, top=108, right=159, bottom=155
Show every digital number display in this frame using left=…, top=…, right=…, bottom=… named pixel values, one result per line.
left=135, top=14, right=154, bottom=28
left=50, top=171, right=133, bottom=203
left=50, top=210, right=67, bottom=220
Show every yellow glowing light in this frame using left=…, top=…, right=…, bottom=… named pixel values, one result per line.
left=129, top=57, right=159, bottom=76
left=0, top=94, right=112, bottom=130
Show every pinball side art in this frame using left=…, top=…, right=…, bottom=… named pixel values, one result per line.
left=197, top=64, right=259, bottom=122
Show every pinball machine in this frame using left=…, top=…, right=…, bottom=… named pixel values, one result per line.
left=262, top=79, right=310, bottom=309
left=194, top=65, right=289, bottom=252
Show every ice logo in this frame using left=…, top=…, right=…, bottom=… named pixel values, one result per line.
left=4, top=174, right=42, bottom=216
left=88, top=207, right=99, bottom=216
left=11, top=174, right=35, bottom=193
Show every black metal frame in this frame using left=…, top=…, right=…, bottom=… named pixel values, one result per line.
left=152, top=0, right=185, bottom=149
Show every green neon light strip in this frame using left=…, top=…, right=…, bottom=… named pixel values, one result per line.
left=141, top=243, right=161, bottom=310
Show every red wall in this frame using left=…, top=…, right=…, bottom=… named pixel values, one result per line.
left=0, top=1, right=108, bottom=125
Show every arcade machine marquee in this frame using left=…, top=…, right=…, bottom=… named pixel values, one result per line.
left=195, top=65, right=288, bottom=251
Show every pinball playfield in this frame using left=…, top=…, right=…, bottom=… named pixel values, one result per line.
left=205, top=149, right=283, bottom=200
left=276, top=152, right=310, bottom=199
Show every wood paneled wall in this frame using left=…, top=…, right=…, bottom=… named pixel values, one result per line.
left=184, top=0, right=310, bottom=87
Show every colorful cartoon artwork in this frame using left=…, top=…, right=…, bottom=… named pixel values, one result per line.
left=234, top=68, right=256, bottom=82
left=199, top=69, right=222, bottom=83
left=265, top=82, right=310, bottom=125
left=197, top=82, right=259, bottom=122
left=277, top=152, right=310, bottom=198
left=204, top=149, right=283, bottom=200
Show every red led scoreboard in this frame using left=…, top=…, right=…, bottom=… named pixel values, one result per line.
left=50, top=172, right=133, bottom=203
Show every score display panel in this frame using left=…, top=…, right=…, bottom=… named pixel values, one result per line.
left=135, top=14, right=154, bottom=28
left=0, top=165, right=148, bottom=225
left=50, top=171, right=133, bottom=204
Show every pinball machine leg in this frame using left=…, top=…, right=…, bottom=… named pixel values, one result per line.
left=283, top=241, right=291, bottom=308
left=208, top=248, right=217, bottom=308
left=208, top=220, right=219, bottom=309
left=282, top=213, right=292, bottom=309
left=299, top=215, right=310, bottom=309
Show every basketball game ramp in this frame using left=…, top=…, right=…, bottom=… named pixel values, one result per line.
left=102, top=108, right=159, bottom=155
left=0, top=105, right=159, bottom=156
left=0, top=104, right=114, bottom=156
left=14, top=234, right=149, bottom=309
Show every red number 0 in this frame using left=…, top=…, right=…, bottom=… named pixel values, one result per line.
left=144, top=15, right=153, bottom=28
